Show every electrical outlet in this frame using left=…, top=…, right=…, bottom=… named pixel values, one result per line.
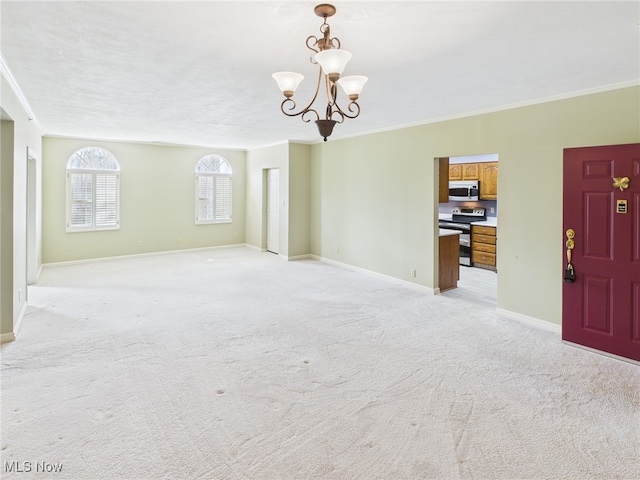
left=234, top=233, right=239, bottom=239
left=336, top=246, right=340, bottom=254
left=490, top=207, right=495, bottom=213
left=176, top=237, right=182, bottom=244
left=18, top=289, right=22, bottom=301
left=411, top=269, right=417, bottom=278
left=137, top=240, right=143, bottom=247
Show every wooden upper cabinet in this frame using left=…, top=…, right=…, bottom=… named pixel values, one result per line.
left=449, top=163, right=479, bottom=181
left=449, top=163, right=462, bottom=181
left=448, top=161, right=499, bottom=199
left=479, top=162, right=498, bottom=200
left=462, top=163, right=479, bottom=180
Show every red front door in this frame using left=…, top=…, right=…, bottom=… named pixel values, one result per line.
left=563, top=143, right=640, bottom=362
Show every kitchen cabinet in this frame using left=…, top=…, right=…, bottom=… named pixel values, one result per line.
left=439, top=230, right=460, bottom=291
left=449, top=163, right=479, bottom=181
left=462, top=163, right=479, bottom=180
left=449, top=162, right=498, bottom=199
left=449, top=164, right=462, bottom=181
left=479, top=162, right=498, bottom=200
left=472, top=225, right=497, bottom=271
left=438, top=158, right=449, bottom=203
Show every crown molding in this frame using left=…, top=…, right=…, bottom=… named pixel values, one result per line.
left=332, top=80, right=640, bottom=143
left=0, top=51, right=43, bottom=130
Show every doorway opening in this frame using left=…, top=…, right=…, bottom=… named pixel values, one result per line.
left=436, top=154, right=499, bottom=309
left=441, top=267, right=497, bottom=308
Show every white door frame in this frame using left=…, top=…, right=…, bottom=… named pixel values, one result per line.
left=26, top=149, right=38, bottom=286
left=266, top=168, right=280, bottom=254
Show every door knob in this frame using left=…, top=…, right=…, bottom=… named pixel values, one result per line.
left=564, top=229, right=576, bottom=283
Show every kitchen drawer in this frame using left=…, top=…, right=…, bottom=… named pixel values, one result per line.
left=473, top=234, right=497, bottom=245
left=472, top=251, right=496, bottom=266
left=473, top=225, right=496, bottom=236
left=473, top=243, right=496, bottom=254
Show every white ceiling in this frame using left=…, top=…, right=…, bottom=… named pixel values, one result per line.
left=2, top=1, right=639, bottom=150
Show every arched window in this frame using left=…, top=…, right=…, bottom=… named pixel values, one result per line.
left=66, top=147, right=120, bottom=231
left=195, top=154, right=232, bottom=224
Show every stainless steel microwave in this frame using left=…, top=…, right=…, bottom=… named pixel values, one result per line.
left=449, top=181, right=480, bottom=201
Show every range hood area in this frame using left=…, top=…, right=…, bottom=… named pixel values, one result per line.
left=439, top=153, right=498, bottom=214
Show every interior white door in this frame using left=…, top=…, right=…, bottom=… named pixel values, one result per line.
left=266, top=169, right=279, bottom=254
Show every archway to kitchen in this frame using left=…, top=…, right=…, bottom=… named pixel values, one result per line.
left=435, top=154, right=498, bottom=308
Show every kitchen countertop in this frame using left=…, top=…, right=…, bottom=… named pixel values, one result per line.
left=471, top=218, right=497, bottom=227
left=439, top=228, right=461, bottom=237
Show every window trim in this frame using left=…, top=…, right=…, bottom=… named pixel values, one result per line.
left=65, top=148, right=121, bottom=233
left=195, top=155, right=233, bottom=225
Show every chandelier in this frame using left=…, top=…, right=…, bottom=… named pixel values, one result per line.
left=272, top=3, right=367, bottom=142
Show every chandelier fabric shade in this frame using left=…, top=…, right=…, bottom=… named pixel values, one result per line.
left=272, top=4, right=367, bottom=141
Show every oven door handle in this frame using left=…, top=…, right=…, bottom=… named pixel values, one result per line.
left=439, top=222, right=470, bottom=231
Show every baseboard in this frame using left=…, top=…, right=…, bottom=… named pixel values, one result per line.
left=286, top=254, right=312, bottom=261
left=0, top=331, right=16, bottom=344
left=495, top=308, right=561, bottom=334
left=244, top=243, right=263, bottom=252
left=14, top=301, right=27, bottom=336
left=1, top=302, right=29, bottom=344
left=42, top=243, right=248, bottom=269
left=309, top=254, right=437, bottom=295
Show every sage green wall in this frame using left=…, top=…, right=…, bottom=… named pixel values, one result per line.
left=42, top=137, right=246, bottom=263
left=310, top=131, right=432, bottom=282
left=245, top=142, right=311, bottom=259
left=1, top=72, right=43, bottom=339
left=288, top=143, right=311, bottom=258
left=1, top=119, right=15, bottom=336
left=310, top=86, right=640, bottom=326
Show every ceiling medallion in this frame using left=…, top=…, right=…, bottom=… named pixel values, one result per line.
left=272, top=4, right=368, bottom=141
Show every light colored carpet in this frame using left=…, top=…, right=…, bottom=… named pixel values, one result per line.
left=1, top=247, right=638, bottom=479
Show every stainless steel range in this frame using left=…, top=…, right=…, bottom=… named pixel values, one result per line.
left=439, top=207, right=486, bottom=266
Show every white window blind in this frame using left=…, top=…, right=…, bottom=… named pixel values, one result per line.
left=95, top=173, right=119, bottom=228
left=215, top=176, right=232, bottom=222
left=195, top=154, right=232, bottom=225
left=197, top=176, right=214, bottom=222
left=69, top=173, right=93, bottom=228
left=66, top=147, right=120, bottom=232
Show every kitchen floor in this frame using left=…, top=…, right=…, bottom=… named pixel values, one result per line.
left=441, top=266, right=497, bottom=308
